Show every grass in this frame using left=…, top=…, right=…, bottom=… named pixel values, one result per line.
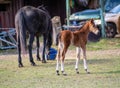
left=87, top=38, right=120, bottom=51
left=0, top=38, right=120, bottom=88
left=52, top=38, right=120, bottom=51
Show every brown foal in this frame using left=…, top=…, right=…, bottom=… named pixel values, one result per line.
left=56, top=19, right=99, bottom=75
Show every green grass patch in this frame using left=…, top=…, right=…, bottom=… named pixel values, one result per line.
left=52, top=38, right=120, bottom=51
left=0, top=51, right=120, bottom=88
left=0, top=38, right=120, bottom=88
left=87, top=38, right=120, bottom=51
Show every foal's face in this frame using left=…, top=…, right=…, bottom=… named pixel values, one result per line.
left=89, top=19, right=99, bottom=34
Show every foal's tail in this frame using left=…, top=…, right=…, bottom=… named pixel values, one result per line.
left=56, top=32, right=61, bottom=46
left=16, top=11, right=27, bottom=54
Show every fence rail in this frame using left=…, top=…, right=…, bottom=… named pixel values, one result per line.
left=0, top=28, right=17, bottom=49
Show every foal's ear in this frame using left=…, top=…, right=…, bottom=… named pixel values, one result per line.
left=90, top=19, right=94, bottom=23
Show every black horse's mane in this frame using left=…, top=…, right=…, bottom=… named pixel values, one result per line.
left=37, top=5, right=47, bottom=12
left=37, top=5, right=50, bottom=18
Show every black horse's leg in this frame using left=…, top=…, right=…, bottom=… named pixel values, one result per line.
left=42, top=35, right=47, bottom=63
left=17, top=36, right=23, bottom=67
left=36, top=36, right=41, bottom=61
left=28, top=34, right=36, bottom=66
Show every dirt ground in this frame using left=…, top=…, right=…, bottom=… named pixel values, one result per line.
left=65, top=49, right=120, bottom=59
left=0, top=47, right=120, bottom=60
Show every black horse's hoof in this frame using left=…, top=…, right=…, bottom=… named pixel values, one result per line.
left=18, top=64, right=24, bottom=67
left=31, top=63, right=36, bottom=66
left=37, top=56, right=41, bottom=61
left=42, top=60, right=47, bottom=63
left=37, top=59, right=41, bottom=61
left=31, top=62, right=36, bottom=66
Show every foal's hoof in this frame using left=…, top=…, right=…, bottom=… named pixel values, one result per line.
left=62, top=73, right=67, bottom=76
left=85, top=69, right=90, bottom=74
left=56, top=73, right=60, bottom=76
left=87, top=72, right=90, bottom=74
left=76, top=71, right=79, bottom=74
left=62, top=71, right=67, bottom=76
left=56, top=70, right=60, bottom=76
left=76, top=69, right=79, bottom=74
left=42, top=60, right=47, bottom=63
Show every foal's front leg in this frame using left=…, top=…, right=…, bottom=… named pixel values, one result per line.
left=81, top=46, right=90, bottom=74
left=28, top=34, right=36, bottom=66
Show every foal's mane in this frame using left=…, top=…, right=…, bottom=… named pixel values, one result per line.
left=77, top=19, right=94, bottom=33
left=76, top=21, right=88, bottom=33
left=79, top=22, right=86, bottom=30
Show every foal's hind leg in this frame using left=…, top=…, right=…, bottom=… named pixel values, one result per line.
left=61, top=45, right=69, bottom=76
left=28, top=34, right=36, bottom=66
left=56, top=47, right=61, bottom=75
left=75, top=47, right=80, bottom=74
left=36, top=36, right=41, bottom=61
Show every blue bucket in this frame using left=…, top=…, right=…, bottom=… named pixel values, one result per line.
left=47, top=48, right=57, bottom=60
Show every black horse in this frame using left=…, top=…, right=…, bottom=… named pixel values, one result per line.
left=15, top=6, right=52, bottom=67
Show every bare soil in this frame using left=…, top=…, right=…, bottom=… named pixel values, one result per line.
left=65, top=49, right=120, bottom=59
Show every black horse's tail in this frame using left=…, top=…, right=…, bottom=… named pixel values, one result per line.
left=56, top=32, right=61, bottom=46
left=17, top=11, right=27, bottom=54
left=46, top=20, right=53, bottom=49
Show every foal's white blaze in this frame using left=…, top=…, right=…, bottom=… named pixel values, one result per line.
left=94, top=29, right=99, bottom=35
left=75, top=47, right=80, bottom=69
left=90, top=25, right=99, bottom=35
